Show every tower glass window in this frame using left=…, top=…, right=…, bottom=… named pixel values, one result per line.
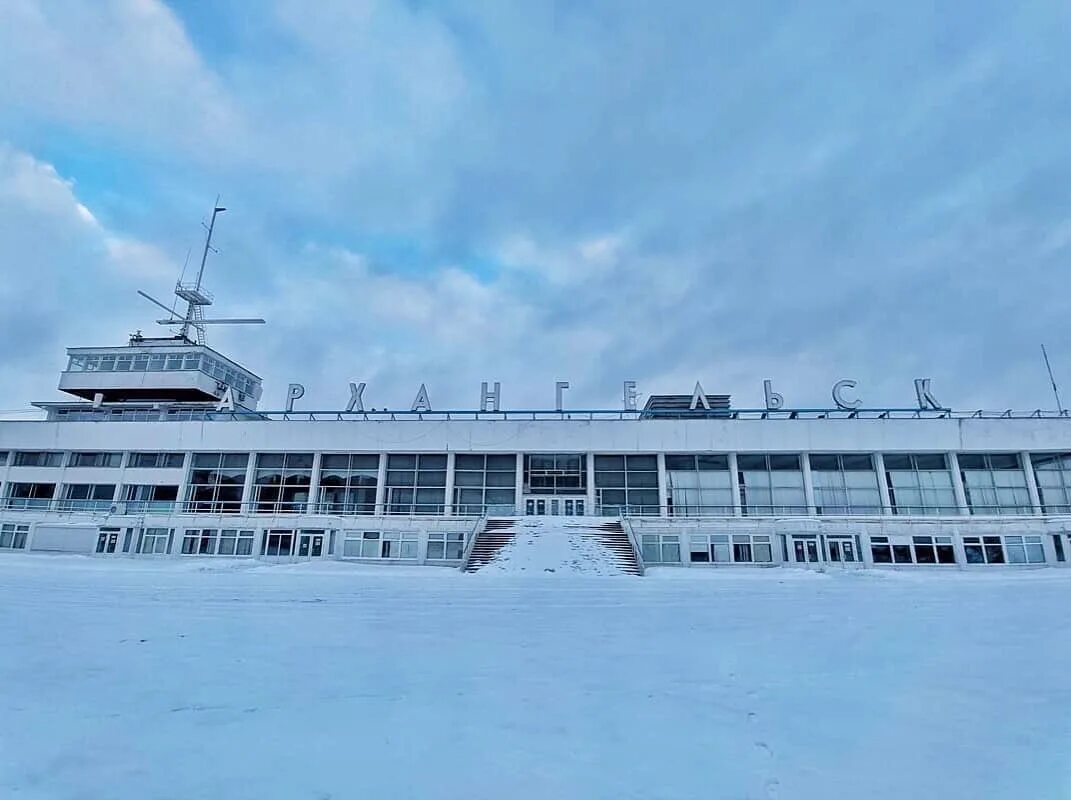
left=385, top=454, right=446, bottom=515
left=524, top=454, right=587, bottom=495
left=5, top=482, right=56, bottom=509
left=666, top=454, right=733, bottom=516
left=883, top=454, right=958, bottom=515
left=453, top=454, right=517, bottom=515
left=62, top=484, right=116, bottom=511
left=253, top=453, right=314, bottom=513
left=810, top=454, right=882, bottom=515
left=958, top=453, right=1032, bottom=515
left=318, top=454, right=379, bottom=514
left=737, top=454, right=806, bottom=515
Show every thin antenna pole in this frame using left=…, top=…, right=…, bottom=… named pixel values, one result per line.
left=194, top=195, right=224, bottom=291
left=180, top=196, right=226, bottom=342
left=1042, top=344, right=1064, bottom=414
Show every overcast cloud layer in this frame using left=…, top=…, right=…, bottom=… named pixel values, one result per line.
left=0, top=0, right=1069, bottom=413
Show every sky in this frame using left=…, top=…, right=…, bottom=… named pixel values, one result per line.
left=0, top=0, right=1069, bottom=414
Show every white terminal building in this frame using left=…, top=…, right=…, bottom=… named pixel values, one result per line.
left=2, top=214, right=1071, bottom=573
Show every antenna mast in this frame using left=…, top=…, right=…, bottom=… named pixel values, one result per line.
left=1042, top=344, right=1064, bottom=414
left=137, top=197, right=265, bottom=345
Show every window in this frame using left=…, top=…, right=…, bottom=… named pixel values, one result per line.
left=181, top=528, right=218, bottom=555
left=253, top=453, right=313, bottom=513
left=128, top=452, right=185, bottom=469
left=524, top=454, right=587, bottom=495
left=910, top=535, right=956, bottom=564
left=738, top=454, right=806, bottom=515
left=958, top=454, right=1032, bottom=515
left=318, top=454, right=379, bottom=514
left=733, top=533, right=773, bottom=563
left=870, top=536, right=915, bottom=564
left=261, top=529, right=295, bottom=557
left=453, top=454, right=517, bottom=515
left=0, top=524, right=29, bottom=549
left=385, top=454, right=446, bottom=515
left=1031, top=453, right=1071, bottom=514
left=963, top=536, right=1006, bottom=564
left=186, top=453, right=249, bottom=513
left=427, top=531, right=464, bottom=560
left=595, top=455, right=659, bottom=515
left=5, top=482, right=56, bottom=509
left=122, top=485, right=178, bottom=513
left=218, top=529, right=255, bottom=556
left=62, top=484, right=116, bottom=511
left=688, top=533, right=731, bottom=563
left=137, top=527, right=173, bottom=554
left=641, top=533, right=681, bottom=563
left=0, top=452, right=7, bottom=467
left=1003, top=535, right=1045, bottom=564
left=809, top=454, right=882, bottom=515
left=13, top=451, right=63, bottom=468
left=342, top=530, right=420, bottom=559
left=883, top=454, right=958, bottom=515
left=667, top=455, right=733, bottom=515
left=67, top=452, right=123, bottom=468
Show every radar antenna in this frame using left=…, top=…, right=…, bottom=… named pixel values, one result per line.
left=137, top=196, right=265, bottom=345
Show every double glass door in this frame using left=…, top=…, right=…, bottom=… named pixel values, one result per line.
left=524, top=497, right=585, bottom=516
left=298, top=532, right=324, bottom=558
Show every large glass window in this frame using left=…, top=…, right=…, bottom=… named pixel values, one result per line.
left=12, top=451, right=63, bottom=468
left=4, top=482, right=56, bottom=509
left=0, top=523, right=29, bottom=549
left=453, top=454, right=517, bottom=515
left=595, top=455, right=659, bottom=515
left=737, top=454, right=806, bottom=515
left=666, top=455, right=733, bottom=516
left=342, top=530, right=419, bottom=559
left=318, top=454, right=379, bottom=514
left=809, top=454, right=882, bottom=515
left=67, top=452, right=123, bottom=468
left=958, top=454, right=1032, bottom=515
left=883, top=454, right=958, bottom=515
left=186, top=453, right=249, bottom=513
left=253, top=453, right=313, bottom=514
left=524, top=454, right=587, bottom=495
left=62, top=484, right=116, bottom=511
left=1031, top=453, right=1071, bottom=514
left=261, top=529, right=294, bottom=557
left=686, top=532, right=773, bottom=563
left=122, top=484, right=178, bottom=513
left=128, top=452, right=185, bottom=469
left=385, top=455, right=446, bottom=515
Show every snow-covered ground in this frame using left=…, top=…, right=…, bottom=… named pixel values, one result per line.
left=474, top=517, right=632, bottom=575
left=0, top=556, right=1068, bottom=800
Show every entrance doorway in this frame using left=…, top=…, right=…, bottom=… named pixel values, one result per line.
left=298, top=531, right=324, bottom=558
left=96, top=528, right=120, bottom=554
left=791, top=536, right=821, bottom=563
left=523, top=497, right=585, bottom=516
left=826, top=536, right=858, bottom=563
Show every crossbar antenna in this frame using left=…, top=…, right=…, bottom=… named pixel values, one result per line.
left=136, top=196, right=265, bottom=346
left=1042, top=344, right=1064, bottom=414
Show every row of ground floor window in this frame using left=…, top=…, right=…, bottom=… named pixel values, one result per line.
left=639, top=531, right=1058, bottom=566
left=1, top=519, right=1067, bottom=568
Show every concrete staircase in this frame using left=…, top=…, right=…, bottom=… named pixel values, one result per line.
left=463, top=518, right=518, bottom=572
left=463, top=516, right=643, bottom=576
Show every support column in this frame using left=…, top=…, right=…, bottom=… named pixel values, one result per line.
left=374, top=454, right=388, bottom=516
left=728, top=452, right=742, bottom=517
left=174, top=452, right=193, bottom=514
left=443, top=452, right=455, bottom=517
left=949, top=453, right=969, bottom=516
left=656, top=453, right=669, bottom=518
left=800, top=453, right=816, bottom=516
left=1022, top=451, right=1043, bottom=514
left=514, top=453, right=524, bottom=515
left=586, top=453, right=597, bottom=515
left=240, top=454, right=256, bottom=517
left=873, top=453, right=893, bottom=515
left=306, top=452, right=322, bottom=515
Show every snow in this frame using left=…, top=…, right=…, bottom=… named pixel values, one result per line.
left=474, top=517, right=633, bottom=576
left=1, top=555, right=1069, bottom=800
